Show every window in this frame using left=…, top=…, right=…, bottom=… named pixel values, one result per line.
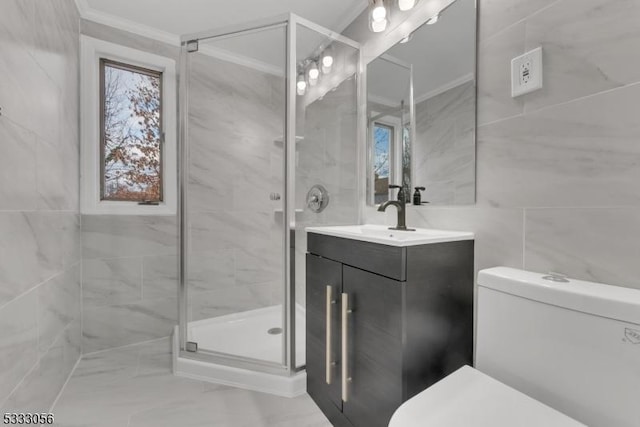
left=373, top=123, right=393, bottom=204
left=81, top=36, right=176, bottom=215
left=100, top=60, right=163, bottom=202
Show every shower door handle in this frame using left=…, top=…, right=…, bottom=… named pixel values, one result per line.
left=326, top=285, right=336, bottom=384
left=341, top=292, right=352, bottom=402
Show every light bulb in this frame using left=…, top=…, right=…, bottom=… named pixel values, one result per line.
left=308, top=65, right=319, bottom=80
left=371, top=17, right=388, bottom=33
left=321, top=54, right=334, bottom=74
left=371, top=0, right=387, bottom=22
left=427, top=13, right=439, bottom=24
left=296, top=74, right=307, bottom=96
left=398, top=0, right=417, bottom=11
left=308, top=62, right=319, bottom=86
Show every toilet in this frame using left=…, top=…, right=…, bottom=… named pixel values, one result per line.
left=389, top=267, right=640, bottom=427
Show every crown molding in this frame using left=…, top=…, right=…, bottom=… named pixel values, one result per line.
left=368, top=94, right=402, bottom=108
left=74, top=1, right=180, bottom=46
left=198, top=44, right=284, bottom=77
left=415, top=72, right=474, bottom=104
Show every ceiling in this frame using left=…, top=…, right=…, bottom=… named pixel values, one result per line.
left=82, top=0, right=368, bottom=40
left=368, top=0, right=476, bottom=105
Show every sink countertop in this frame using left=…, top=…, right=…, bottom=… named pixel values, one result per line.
left=305, top=224, right=474, bottom=247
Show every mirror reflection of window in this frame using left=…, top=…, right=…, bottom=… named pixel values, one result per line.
left=365, top=0, right=477, bottom=206
left=374, top=123, right=393, bottom=204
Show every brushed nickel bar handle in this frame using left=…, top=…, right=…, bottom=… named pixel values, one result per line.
left=326, top=285, right=333, bottom=384
left=341, top=292, right=351, bottom=402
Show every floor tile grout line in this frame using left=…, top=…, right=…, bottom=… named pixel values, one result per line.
left=41, top=321, right=78, bottom=365
left=49, top=354, right=82, bottom=412
left=0, top=356, right=40, bottom=410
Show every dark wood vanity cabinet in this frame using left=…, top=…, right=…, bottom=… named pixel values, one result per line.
left=306, top=232, right=474, bottom=427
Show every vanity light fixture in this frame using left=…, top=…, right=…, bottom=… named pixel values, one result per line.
left=321, top=50, right=334, bottom=74
left=398, top=0, right=418, bottom=11
left=426, top=13, right=440, bottom=24
left=296, top=73, right=307, bottom=96
left=369, top=0, right=389, bottom=32
left=308, top=61, right=320, bottom=86
left=371, top=18, right=388, bottom=32
left=371, top=0, right=387, bottom=22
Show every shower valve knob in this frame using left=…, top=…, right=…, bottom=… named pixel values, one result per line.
left=306, top=185, right=329, bottom=213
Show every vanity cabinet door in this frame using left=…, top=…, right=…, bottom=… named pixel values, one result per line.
left=342, top=266, right=403, bottom=427
left=306, top=254, right=343, bottom=414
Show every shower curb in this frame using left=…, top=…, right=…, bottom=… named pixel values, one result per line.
left=172, top=326, right=307, bottom=398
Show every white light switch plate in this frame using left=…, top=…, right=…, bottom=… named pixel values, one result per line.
left=511, top=47, right=543, bottom=98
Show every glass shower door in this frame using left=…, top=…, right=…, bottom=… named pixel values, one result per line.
left=183, top=23, right=288, bottom=367
left=178, top=15, right=361, bottom=376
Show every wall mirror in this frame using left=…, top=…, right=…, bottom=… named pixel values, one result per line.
left=366, top=0, right=477, bottom=206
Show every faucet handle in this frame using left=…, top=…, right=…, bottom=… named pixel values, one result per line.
left=388, top=184, right=402, bottom=189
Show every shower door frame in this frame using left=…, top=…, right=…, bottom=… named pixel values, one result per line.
left=178, top=13, right=362, bottom=376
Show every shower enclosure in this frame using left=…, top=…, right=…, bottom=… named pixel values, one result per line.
left=176, top=14, right=362, bottom=390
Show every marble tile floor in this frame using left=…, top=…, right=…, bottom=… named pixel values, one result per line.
left=51, top=338, right=331, bottom=427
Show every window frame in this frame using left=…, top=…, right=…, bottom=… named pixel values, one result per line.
left=99, top=58, right=165, bottom=203
left=81, top=36, right=176, bottom=215
left=369, top=115, right=402, bottom=204
left=372, top=121, right=395, bottom=201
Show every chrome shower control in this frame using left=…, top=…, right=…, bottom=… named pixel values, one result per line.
left=307, top=185, right=329, bottom=213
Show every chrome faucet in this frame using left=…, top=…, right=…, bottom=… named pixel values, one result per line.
left=377, top=201, right=415, bottom=231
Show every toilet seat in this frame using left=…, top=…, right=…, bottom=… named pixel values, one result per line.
left=388, top=366, right=586, bottom=427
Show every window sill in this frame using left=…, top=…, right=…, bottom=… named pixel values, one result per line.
left=81, top=201, right=176, bottom=216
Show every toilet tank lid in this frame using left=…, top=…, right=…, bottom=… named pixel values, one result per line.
left=478, top=267, right=640, bottom=325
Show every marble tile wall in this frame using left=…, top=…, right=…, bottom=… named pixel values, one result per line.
left=364, top=0, right=640, bottom=291
left=187, top=52, right=286, bottom=324
left=414, top=80, right=476, bottom=205
left=81, top=215, right=178, bottom=353
left=78, top=22, right=181, bottom=354
left=295, top=76, right=361, bottom=305
left=0, top=0, right=81, bottom=412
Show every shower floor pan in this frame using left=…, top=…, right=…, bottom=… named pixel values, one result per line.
left=174, top=304, right=306, bottom=397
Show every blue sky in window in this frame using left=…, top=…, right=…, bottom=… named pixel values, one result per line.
left=374, top=125, right=390, bottom=178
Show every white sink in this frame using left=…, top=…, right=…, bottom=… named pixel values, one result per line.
left=305, top=224, right=474, bottom=247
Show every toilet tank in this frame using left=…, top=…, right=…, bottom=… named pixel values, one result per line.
left=476, top=267, right=640, bottom=427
